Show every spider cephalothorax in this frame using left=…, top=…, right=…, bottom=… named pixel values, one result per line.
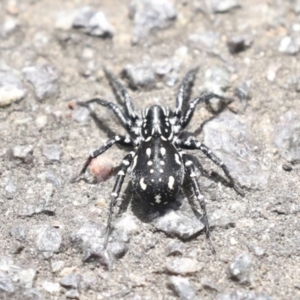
left=72, top=67, right=244, bottom=251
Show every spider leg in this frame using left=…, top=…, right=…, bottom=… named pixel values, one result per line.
left=71, top=135, right=136, bottom=183
left=103, top=67, right=139, bottom=123
left=182, top=154, right=216, bottom=254
left=104, top=152, right=133, bottom=248
left=77, top=98, right=137, bottom=135
left=175, top=137, right=244, bottom=196
left=178, top=93, right=225, bottom=131
left=174, top=67, right=199, bottom=121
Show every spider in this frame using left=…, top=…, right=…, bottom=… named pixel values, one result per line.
left=72, top=67, right=244, bottom=252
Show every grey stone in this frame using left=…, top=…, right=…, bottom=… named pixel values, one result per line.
left=70, top=221, right=115, bottom=270
left=201, top=66, right=231, bottom=113
left=0, top=270, right=14, bottom=293
left=10, top=145, right=33, bottom=164
left=203, top=111, right=269, bottom=190
left=166, top=241, right=185, bottom=256
left=234, top=81, right=251, bottom=110
left=42, top=144, right=62, bottom=162
left=201, top=279, right=221, bottom=292
left=22, top=289, right=41, bottom=300
left=0, top=257, right=37, bottom=294
left=216, top=290, right=273, bottom=300
left=26, top=225, right=61, bottom=258
left=210, top=209, right=235, bottom=229
left=72, top=106, right=90, bottom=123
left=73, top=6, right=114, bottom=37
left=195, top=0, right=240, bottom=13
left=153, top=210, right=205, bottom=240
left=202, top=66, right=231, bottom=94
left=0, top=71, right=26, bottom=107
left=278, top=36, right=300, bottom=55
left=78, top=273, right=97, bottom=292
left=10, top=225, right=27, bottom=242
left=248, top=244, right=265, bottom=257
left=5, top=177, right=17, bottom=199
left=166, top=257, right=202, bottom=275
left=211, top=0, right=240, bottom=13
left=18, top=184, right=56, bottom=217
left=293, top=0, right=300, bottom=14
left=130, top=0, right=176, bottom=44
left=18, top=268, right=36, bottom=288
left=169, top=276, right=197, bottom=300
left=285, top=76, right=300, bottom=92
left=273, top=111, right=300, bottom=164
left=228, top=253, right=252, bottom=284
left=60, top=274, right=81, bottom=289
left=44, top=170, right=63, bottom=188
left=188, top=31, right=220, bottom=53
left=65, top=289, right=80, bottom=299
left=23, top=64, right=59, bottom=101
left=266, top=63, right=281, bottom=82
left=42, top=281, right=60, bottom=294
left=0, top=17, right=20, bottom=38
left=122, top=61, right=156, bottom=90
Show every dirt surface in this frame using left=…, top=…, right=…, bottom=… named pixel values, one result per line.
left=1, top=0, right=300, bottom=299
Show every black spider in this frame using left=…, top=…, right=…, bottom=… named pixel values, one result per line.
left=72, top=68, right=244, bottom=252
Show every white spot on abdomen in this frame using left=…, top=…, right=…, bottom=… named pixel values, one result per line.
left=175, top=153, right=181, bottom=165
left=155, top=194, right=161, bottom=203
left=168, top=176, right=175, bottom=190
left=139, top=178, right=147, bottom=190
left=160, top=147, right=166, bottom=156
left=146, top=148, right=151, bottom=157
left=131, top=156, right=138, bottom=170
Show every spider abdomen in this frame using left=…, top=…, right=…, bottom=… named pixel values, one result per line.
left=131, top=137, right=184, bottom=206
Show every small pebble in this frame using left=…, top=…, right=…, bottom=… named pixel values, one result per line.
left=153, top=210, right=205, bottom=240
left=35, top=115, right=48, bottom=130
left=5, top=177, right=17, bottom=199
left=72, top=106, right=90, bottom=123
left=169, top=276, right=197, bottom=300
left=210, top=0, right=240, bottom=13
left=278, top=36, right=300, bottom=55
left=122, top=62, right=156, bottom=90
left=10, top=145, right=34, bottom=163
left=130, top=0, right=177, bottom=44
left=42, top=281, right=60, bottom=294
left=23, top=64, right=59, bottom=101
left=73, top=6, right=114, bottom=38
left=0, top=17, right=20, bottom=37
left=228, top=253, right=252, bottom=284
left=234, top=81, right=251, bottom=110
left=166, top=257, right=202, bottom=275
left=166, top=241, right=185, bottom=257
left=60, top=274, right=81, bottom=289
left=266, top=63, right=281, bottom=82
left=51, top=260, right=65, bottom=273
left=0, top=71, right=26, bottom=107
left=65, top=289, right=80, bottom=299
left=42, top=144, right=62, bottom=162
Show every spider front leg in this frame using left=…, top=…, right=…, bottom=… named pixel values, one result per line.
left=182, top=154, right=216, bottom=254
left=175, top=138, right=244, bottom=196
left=71, top=135, right=136, bottom=183
left=179, top=93, right=226, bottom=130
left=104, top=152, right=134, bottom=248
left=174, top=67, right=199, bottom=121
left=77, top=98, right=136, bottom=134
left=103, top=67, right=139, bottom=123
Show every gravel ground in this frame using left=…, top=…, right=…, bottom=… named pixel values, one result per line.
left=1, top=0, right=300, bottom=299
